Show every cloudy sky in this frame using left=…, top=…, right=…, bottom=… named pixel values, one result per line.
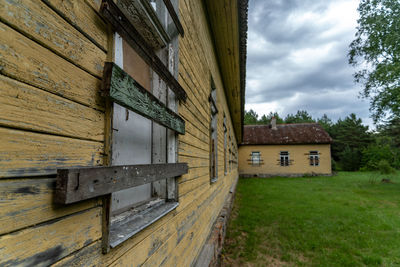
left=245, top=0, right=373, bottom=127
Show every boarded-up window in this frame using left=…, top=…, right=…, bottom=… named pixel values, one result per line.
left=105, top=0, right=182, bottom=250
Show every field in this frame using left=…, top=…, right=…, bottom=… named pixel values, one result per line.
left=222, top=172, right=400, bottom=266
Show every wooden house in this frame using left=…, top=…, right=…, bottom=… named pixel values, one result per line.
left=0, top=0, right=248, bottom=266
left=239, top=119, right=333, bottom=177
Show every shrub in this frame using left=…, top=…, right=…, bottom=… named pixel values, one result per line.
left=361, top=142, right=394, bottom=171
left=339, top=147, right=362, bottom=171
left=331, top=159, right=338, bottom=171
left=378, top=160, right=396, bottom=174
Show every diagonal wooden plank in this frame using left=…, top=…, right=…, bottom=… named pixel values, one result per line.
left=102, top=62, right=185, bottom=134
left=100, top=0, right=187, bottom=101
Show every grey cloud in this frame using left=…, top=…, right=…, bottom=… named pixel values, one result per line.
left=245, top=0, right=372, bottom=126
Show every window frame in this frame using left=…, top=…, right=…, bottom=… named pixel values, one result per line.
left=209, top=78, right=218, bottom=183
left=280, top=151, right=290, bottom=167
left=101, top=0, right=185, bottom=252
left=251, top=151, right=261, bottom=166
left=309, top=151, right=320, bottom=166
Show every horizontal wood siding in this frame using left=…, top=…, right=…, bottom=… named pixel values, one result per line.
left=0, top=0, right=240, bottom=265
left=0, top=0, right=108, bottom=265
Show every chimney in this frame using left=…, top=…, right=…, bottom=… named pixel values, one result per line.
left=270, top=117, right=277, bottom=130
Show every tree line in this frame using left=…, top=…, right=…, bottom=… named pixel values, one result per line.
left=244, top=109, right=400, bottom=172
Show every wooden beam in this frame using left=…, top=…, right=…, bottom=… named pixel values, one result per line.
left=162, top=0, right=184, bottom=37
left=118, top=0, right=170, bottom=49
left=55, top=163, right=188, bottom=204
left=100, top=0, right=187, bottom=101
left=102, top=62, right=185, bottom=134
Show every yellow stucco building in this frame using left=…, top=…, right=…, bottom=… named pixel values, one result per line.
left=239, top=120, right=332, bottom=177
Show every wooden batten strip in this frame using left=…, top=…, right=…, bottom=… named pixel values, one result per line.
left=162, top=0, right=185, bottom=37
left=102, top=62, right=185, bottom=134
left=55, top=163, right=188, bottom=204
left=100, top=0, right=187, bottom=101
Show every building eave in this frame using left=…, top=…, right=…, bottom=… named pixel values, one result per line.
left=204, top=0, right=248, bottom=142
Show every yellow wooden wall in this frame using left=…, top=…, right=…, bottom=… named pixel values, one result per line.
left=239, top=144, right=332, bottom=176
left=0, top=0, right=239, bottom=266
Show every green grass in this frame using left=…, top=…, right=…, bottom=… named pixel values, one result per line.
left=222, top=172, right=400, bottom=266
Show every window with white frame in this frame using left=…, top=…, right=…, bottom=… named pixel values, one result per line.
left=280, top=151, right=289, bottom=166
left=309, top=151, right=319, bottom=166
left=251, top=151, right=261, bottom=166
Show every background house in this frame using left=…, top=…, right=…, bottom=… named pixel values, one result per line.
left=239, top=118, right=332, bottom=177
left=0, top=0, right=247, bottom=266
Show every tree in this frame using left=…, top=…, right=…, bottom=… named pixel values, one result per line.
left=244, top=109, right=259, bottom=125
left=243, top=110, right=284, bottom=125
left=349, top=0, right=400, bottom=123
left=264, top=111, right=284, bottom=124
left=284, top=110, right=315, bottom=124
left=329, top=113, right=372, bottom=170
left=361, top=136, right=400, bottom=170
left=376, top=116, right=400, bottom=148
left=317, top=114, right=334, bottom=133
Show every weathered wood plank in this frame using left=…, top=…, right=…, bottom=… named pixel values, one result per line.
left=0, top=22, right=104, bottom=110
left=179, top=173, right=210, bottom=196
left=0, top=178, right=100, bottom=235
left=51, top=241, right=102, bottom=267
left=100, top=0, right=187, bottom=101
left=0, top=127, right=103, bottom=178
left=0, top=0, right=106, bottom=77
left=55, top=163, right=188, bottom=204
left=179, top=166, right=209, bottom=183
left=103, top=62, right=185, bottom=134
left=0, top=75, right=104, bottom=141
left=115, top=174, right=226, bottom=266
left=117, top=0, right=169, bottom=49
left=44, top=0, right=108, bottom=51
left=109, top=201, right=179, bottom=248
left=0, top=207, right=102, bottom=267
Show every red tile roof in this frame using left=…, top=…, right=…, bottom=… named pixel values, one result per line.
left=242, top=123, right=332, bottom=145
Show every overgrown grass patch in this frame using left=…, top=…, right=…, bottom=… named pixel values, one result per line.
left=222, top=172, right=400, bottom=266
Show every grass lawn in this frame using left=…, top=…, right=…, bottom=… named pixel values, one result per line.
left=222, top=172, right=400, bottom=266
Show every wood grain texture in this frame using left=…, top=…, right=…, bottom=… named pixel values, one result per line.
left=43, top=0, right=108, bottom=51
left=0, top=0, right=243, bottom=265
left=0, top=178, right=100, bottom=235
left=103, top=62, right=185, bottom=134
left=117, top=0, right=169, bottom=49
left=51, top=241, right=102, bottom=267
left=0, top=127, right=103, bottom=178
left=111, top=172, right=229, bottom=266
left=203, top=0, right=242, bottom=141
left=0, top=0, right=106, bottom=77
left=0, top=22, right=104, bottom=110
left=0, top=75, right=104, bottom=141
left=55, top=163, right=188, bottom=204
left=0, top=207, right=102, bottom=267
left=100, top=0, right=187, bottom=101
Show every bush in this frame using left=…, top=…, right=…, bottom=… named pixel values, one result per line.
left=339, top=147, right=362, bottom=171
left=378, top=160, right=396, bottom=174
left=361, top=142, right=394, bottom=171
left=331, top=159, right=338, bottom=171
